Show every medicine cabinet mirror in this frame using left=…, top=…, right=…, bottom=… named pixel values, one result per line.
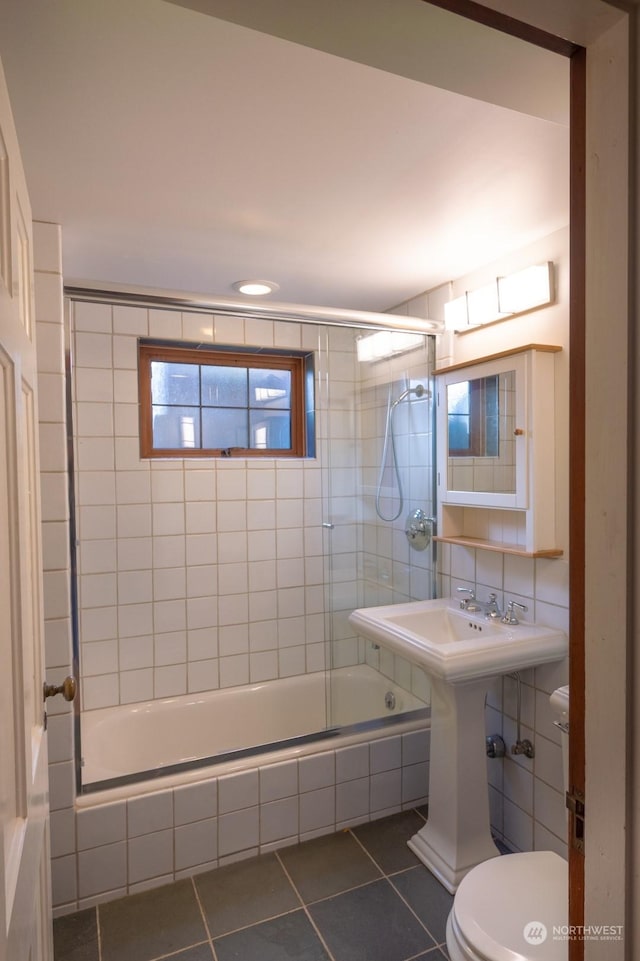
left=434, top=344, right=562, bottom=556
left=437, top=352, right=527, bottom=509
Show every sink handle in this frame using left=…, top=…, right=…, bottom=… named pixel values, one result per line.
left=456, top=587, right=476, bottom=610
left=501, top=600, right=528, bottom=625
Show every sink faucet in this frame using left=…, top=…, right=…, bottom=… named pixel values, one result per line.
left=457, top=588, right=502, bottom=619
left=484, top=593, right=502, bottom=619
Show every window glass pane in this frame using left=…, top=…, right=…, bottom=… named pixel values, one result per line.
left=201, top=365, right=247, bottom=407
left=152, top=406, right=200, bottom=449
left=249, top=368, right=291, bottom=409
left=250, top=410, right=291, bottom=449
left=202, top=408, right=248, bottom=449
left=151, top=361, right=200, bottom=405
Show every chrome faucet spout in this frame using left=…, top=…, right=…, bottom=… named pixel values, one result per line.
left=485, top=593, right=502, bottom=619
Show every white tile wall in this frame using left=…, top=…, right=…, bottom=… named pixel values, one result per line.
left=175, top=818, right=218, bottom=871
left=128, top=829, right=174, bottom=884
left=218, top=807, right=260, bottom=857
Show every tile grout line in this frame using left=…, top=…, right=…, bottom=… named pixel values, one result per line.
left=347, top=823, right=394, bottom=876
left=189, top=863, right=304, bottom=945
left=348, top=819, right=445, bottom=952
left=385, top=871, right=445, bottom=952
left=191, top=857, right=387, bottom=941
left=143, top=941, right=213, bottom=961
left=275, top=850, right=337, bottom=961
left=403, top=948, right=445, bottom=961
left=190, top=875, right=220, bottom=961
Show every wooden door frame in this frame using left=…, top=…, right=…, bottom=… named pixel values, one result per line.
left=422, top=0, right=588, bottom=956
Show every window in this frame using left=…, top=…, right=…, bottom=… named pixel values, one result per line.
left=138, top=342, right=312, bottom=458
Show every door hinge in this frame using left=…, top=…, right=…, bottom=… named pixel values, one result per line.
left=566, top=787, right=585, bottom=854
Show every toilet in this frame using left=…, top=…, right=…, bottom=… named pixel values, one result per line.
left=446, top=685, right=570, bottom=961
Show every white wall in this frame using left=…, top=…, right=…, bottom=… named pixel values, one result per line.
left=434, top=227, right=571, bottom=856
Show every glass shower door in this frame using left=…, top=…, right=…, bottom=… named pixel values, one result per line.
left=323, top=327, right=436, bottom=729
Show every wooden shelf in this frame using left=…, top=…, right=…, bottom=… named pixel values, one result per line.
left=434, top=534, right=563, bottom=558
left=434, top=344, right=562, bottom=376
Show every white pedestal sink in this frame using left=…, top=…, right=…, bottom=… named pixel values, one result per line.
left=348, top=598, right=567, bottom=893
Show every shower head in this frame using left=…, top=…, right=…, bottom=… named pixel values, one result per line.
left=391, top=383, right=426, bottom=409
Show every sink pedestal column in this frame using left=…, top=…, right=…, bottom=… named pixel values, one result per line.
left=408, top=675, right=499, bottom=893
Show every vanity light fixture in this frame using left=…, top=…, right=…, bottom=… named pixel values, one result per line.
left=466, top=282, right=503, bottom=327
left=443, top=295, right=467, bottom=332
left=356, top=329, right=425, bottom=362
left=232, top=280, right=280, bottom=296
left=497, top=262, right=553, bottom=314
left=444, top=262, right=554, bottom=333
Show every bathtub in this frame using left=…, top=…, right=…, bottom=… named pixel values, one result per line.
left=66, top=665, right=430, bottom=914
left=80, top=664, right=427, bottom=791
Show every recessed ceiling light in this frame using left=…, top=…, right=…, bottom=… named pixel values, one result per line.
left=232, top=280, right=279, bottom=296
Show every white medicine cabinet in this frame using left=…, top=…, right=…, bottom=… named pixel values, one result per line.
left=434, top=344, right=562, bottom=557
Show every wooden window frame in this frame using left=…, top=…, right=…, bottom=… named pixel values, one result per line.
left=138, top=341, right=307, bottom=458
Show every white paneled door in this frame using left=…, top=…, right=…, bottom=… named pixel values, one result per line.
left=0, top=59, right=53, bottom=961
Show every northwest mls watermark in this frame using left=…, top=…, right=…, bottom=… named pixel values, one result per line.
left=524, top=922, right=624, bottom=944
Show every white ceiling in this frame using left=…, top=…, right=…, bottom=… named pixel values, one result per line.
left=0, top=0, right=570, bottom=312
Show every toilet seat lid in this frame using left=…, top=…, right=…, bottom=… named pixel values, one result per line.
left=452, top=851, right=567, bottom=961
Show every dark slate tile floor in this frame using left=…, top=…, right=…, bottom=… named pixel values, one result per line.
left=54, top=808, right=453, bottom=961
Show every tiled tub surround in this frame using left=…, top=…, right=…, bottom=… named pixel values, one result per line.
left=53, top=725, right=430, bottom=915
left=72, top=301, right=332, bottom=711
left=69, top=299, right=433, bottom=711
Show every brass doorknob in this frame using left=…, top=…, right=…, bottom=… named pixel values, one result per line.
left=43, top=676, right=77, bottom=702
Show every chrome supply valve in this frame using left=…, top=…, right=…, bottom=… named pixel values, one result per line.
left=511, top=738, right=535, bottom=759
left=501, top=600, right=529, bottom=625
